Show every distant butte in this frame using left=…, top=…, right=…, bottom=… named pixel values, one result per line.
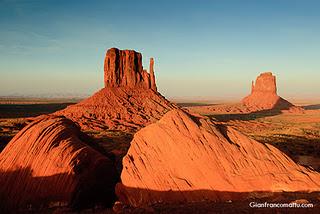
left=242, top=72, right=296, bottom=111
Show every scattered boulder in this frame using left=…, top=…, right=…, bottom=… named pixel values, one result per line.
left=242, top=72, right=295, bottom=111
left=116, top=109, right=320, bottom=207
left=0, top=115, right=117, bottom=211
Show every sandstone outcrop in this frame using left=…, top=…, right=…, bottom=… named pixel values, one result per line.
left=116, top=109, right=320, bottom=207
left=57, top=48, right=175, bottom=132
left=242, top=72, right=294, bottom=111
left=0, top=116, right=117, bottom=210
left=104, top=48, right=157, bottom=90
left=149, top=58, right=157, bottom=91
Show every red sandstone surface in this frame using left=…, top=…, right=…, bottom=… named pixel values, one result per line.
left=104, top=48, right=157, bottom=90
left=57, top=48, right=175, bottom=132
left=0, top=115, right=117, bottom=210
left=242, top=72, right=295, bottom=111
left=116, top=109, right=320, bottom=207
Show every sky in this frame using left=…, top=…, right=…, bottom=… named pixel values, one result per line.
left=0, top=0, right=320, bottom=100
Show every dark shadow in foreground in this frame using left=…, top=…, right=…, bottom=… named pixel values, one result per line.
left=0, top=167, right=319, bottom=213
left=116, top=185, right=320, bottom=214
left=0, top=167, right=117, bottom=213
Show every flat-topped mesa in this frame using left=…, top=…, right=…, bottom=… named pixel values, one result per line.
left=104, top=48, right=157, bottom=91
left=251, top=72, right=277, bottom=95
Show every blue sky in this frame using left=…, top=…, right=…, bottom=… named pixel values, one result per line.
left=0, top=0, right=320, bottom=100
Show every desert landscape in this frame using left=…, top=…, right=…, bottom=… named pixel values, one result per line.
left=1, top=1, right=320, bottom=213
left=0, top=48, right=319, bottom=213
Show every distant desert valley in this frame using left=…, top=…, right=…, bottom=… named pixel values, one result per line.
left=1, top=48, right=320, bottom=213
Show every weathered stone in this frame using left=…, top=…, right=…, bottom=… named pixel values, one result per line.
left=252, top=72, right=277, bottom=94
left=104, top=48, right=157, bottom=90
left=149, top=58, right=157, bottom=91
left=116, top=109, right=320, bottom=207
left=0, top=116, right=117, bottom=210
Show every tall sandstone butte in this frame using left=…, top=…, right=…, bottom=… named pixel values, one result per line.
left=57, top=48, right=175, bottom=132
left=242, top=72, right=294, bottom=110
left=116, top=109, right=320, bottom=207
left=104, top=48, right=157, bottom=90
left=252, top=72, right=277, bottom=94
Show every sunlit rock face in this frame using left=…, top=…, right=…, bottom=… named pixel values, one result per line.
left=56, top=48, right=176, bottom=132
left=251, top=72, right=277, bottom=94
left=116, top=109, right=320, bottom=207
left=104, top=48, right=157, bottom=90
left=242, top=72, right=294, bottom=111
left=0, top=115, right=117, bottom=210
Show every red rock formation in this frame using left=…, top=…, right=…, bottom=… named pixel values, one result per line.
left=116, top=109, right=320, bottom=207
left=58, top=48, right=175, bottom=132
left=0, top=116, right=117, bottom=210
left=242, top=72, right=294, bottom=110
left=57, top=87, right=175, bottom=132
left=252, top=72, right=277, bottom=94
left=104, top=48, right=157, bottom=90
left=149, top=58, right=157, bottom=91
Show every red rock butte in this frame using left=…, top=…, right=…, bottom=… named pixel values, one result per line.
left=251, top=72, right=277, bottom=94
left=56, top=48, right=175, bottom=132
left=242, top=72, right=294, bottom=111
left=104, top=48, right=157, bottom=91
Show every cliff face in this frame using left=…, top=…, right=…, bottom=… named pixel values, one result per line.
left=242, top=72, right=294, bottom=110
left=57, top=48, right=175, bottom=132
left=0, top=116, right=117, bottom=210
left=104, top=48, right=157, bottom=91
left=116, top=109, right=320, bottom=207
left=251, top=72, right=277, bottom=94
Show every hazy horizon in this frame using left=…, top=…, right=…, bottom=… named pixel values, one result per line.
left=1, top=0, right=320, bottom=100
